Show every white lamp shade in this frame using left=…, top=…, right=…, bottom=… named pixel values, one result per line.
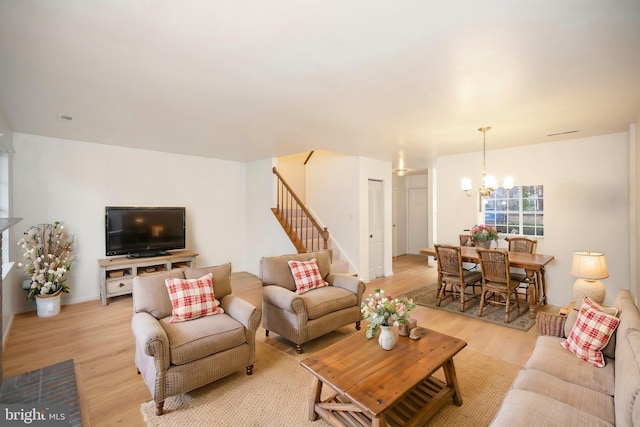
left=571, top=252, right=608, bottom=305
left=570, top=252, right=609, bottom=280
left=483, top=174, right=498, bottom=189
left=503, top=176, right=514, bottom=190
left=461, top=178, right=472, bottom=191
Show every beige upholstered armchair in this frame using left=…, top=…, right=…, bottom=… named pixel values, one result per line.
left=260, top=250, right=365, bottom=353
left=131, top=264, right=262, bottom=415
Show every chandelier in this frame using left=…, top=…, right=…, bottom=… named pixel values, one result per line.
left=461, top=126, right=514, bottom=197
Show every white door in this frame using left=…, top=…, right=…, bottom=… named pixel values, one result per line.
left=392, top=188, right=398, bottom=257
left=368, top=179, right=384, bottom=279
left=407, top=187, right=428, bottom=254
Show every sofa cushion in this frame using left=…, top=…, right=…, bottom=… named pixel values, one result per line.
left=184, top=263, right=232, bottom=300
left=512, top=369, right=615, bottom=424
left=561, top=300, right=619, bottom=367
left=526, top=335, right=615, bottom=395
left=165, top=273, right=224, bottom=323
left=260, top=251, right=332, bottom=292
left=159, top=313, right=246, bottom=365
left=490, top=389, right=614, bottom=426
left=288, top=258, right=328, bottom=294
left=132, top=268, right=186, bottom=319
left=300, top=286, right=358, bottom=320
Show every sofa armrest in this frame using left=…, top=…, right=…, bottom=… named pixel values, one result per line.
left=536, top=311, right=567, bottom=337
left=328, top=274, right=366, bottom=305
left=328, top=274, right=365, bottom=295
left=220, top=294, right=262, bottom=332
left=131, top=312, right=170, bottom=370
left=262, top=285, right=305, bottom=314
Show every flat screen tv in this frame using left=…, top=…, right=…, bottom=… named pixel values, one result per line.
left=105, top=206, right=186, bottom=258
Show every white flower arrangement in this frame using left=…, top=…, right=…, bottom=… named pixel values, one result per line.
left=361, top=288, right=416, bottom=339
left=18, top=222, right=76, bottom=300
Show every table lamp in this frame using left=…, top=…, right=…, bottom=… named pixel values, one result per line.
left=570, top=251, right=609, bottom=305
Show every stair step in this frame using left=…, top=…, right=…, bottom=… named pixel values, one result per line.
left=331, top=260, right=350, bottom=274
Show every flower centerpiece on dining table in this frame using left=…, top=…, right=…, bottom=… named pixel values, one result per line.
left=18, top=222, right=76, bottom=300
left=361, top=288, right=416, bottom=339
left=470, top=224, right=499, bottom=248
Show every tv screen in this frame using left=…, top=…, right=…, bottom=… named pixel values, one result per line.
left=105, top=206, right=186, bottom=257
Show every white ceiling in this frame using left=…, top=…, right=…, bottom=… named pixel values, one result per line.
left=1, top=1, right=639, bottom=171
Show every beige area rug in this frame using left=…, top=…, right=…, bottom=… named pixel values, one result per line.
left=141, top=328, right=520, bottom=427
left=404, top=284, right=536, bottom=332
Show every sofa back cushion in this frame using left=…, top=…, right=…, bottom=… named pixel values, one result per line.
left=184, top=263, right=233, bottom=300
left=613, top=290, right=640, bottom=427
left=133, top=268, right=186, bottom=319
left=260, top=251, right=332, bottom=292
left=614, top=328, right=640, bottom=427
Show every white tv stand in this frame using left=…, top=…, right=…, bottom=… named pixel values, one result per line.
left=98, top=250, right=198, bottom=305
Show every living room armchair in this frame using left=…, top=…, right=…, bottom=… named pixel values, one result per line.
left=260, top=250, right=365, bottom=353
left=131, top=264, right=261, bottom=415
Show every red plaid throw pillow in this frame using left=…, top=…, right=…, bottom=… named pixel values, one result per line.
left=561, top=297, right=619, bottom=367
left=288, top=258, right=327, bottom=294
left=165, top=273, right=224, bottom=323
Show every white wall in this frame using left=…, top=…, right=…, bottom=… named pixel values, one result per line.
left=306, top=151, right=360, bottom=272
left=11, top=133, right=247, bottom=311
left=436, top=132, right=630, bottom=306
left=304, top=151, right=393, bottom=281
left=244, top=158, right=296, bottom=276
left=276, top=152, right=307, bottom=202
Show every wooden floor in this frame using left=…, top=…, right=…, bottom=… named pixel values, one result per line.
left=2, top=254, right=546, bottom=427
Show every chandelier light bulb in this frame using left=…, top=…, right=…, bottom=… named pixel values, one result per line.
left=460, top=126, right=514, bottom=198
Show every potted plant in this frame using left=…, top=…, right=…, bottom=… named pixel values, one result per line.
left=361, top=288, right=416, bottom=350
left=469, top=224, right=499, bottom=248
left=17, top=222, right=75, bottom=317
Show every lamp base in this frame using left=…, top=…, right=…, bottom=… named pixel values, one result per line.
left=572, top=279, right=606, bottom=306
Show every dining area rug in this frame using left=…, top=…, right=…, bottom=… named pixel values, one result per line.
left=141, top=328, right=520, bottom=426
left=403, top=284, right=536, bottom=331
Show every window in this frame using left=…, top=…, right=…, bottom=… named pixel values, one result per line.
left=483, top=185, right=544, bottom=237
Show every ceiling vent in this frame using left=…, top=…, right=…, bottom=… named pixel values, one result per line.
left=547, top=129, right=579, bottom=137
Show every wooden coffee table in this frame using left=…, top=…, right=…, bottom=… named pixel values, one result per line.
left=299, top=328, right=467, bottom=427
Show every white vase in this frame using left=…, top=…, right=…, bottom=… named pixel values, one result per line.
left=378, top=325, right=396, bottom=350
left=35, top=290, right=62, bottom=317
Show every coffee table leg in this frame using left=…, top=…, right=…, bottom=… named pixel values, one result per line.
left=442, top=359, right=463, bottom=406
left=308, top=377, right=322, bottom=421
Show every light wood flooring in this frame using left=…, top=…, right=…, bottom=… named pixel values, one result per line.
left=2, top=254, right=549, bottom=427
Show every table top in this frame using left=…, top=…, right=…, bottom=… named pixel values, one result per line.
left=299, top=328, right=467, bottom=417
left=420, top=246, right=554, bottom=269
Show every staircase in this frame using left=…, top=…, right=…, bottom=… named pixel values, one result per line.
left=272, top=167, right=350, bottom=274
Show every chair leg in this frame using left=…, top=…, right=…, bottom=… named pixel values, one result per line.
left=246, top=364, right=254, bottom=375
left=355, top=321, right=361, bottom=330
left=437, top=283, right=448, bottom=306
left=478, top=290, right=486, bottom=317
left=296, top=344, right=304, bottom=354
left=155, top=401, right=164, bottom=416
left=265, top=330, right=269, bottom=337
left=505, top=293, right=511, bottom=323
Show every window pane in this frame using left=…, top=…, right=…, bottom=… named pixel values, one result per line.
left=481, top=185, right=544, bottom=237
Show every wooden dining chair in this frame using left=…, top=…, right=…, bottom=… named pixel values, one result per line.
left=476, top=248, right=525, bottom=323
left=434, top=244, right=482, bottom=312
left=506, top=237, right=538, bottom=300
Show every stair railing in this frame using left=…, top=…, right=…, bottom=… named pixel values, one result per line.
left=272, top=167, right=329, bottom=253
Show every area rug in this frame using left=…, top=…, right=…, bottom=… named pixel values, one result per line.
left=0, top=359, right=81, bottom=427
left=404, top=285, right=536, bottom=331
left=141, top=337, right=520, bottom=426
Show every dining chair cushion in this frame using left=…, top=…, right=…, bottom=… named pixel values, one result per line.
left=561, top=298, right=620, bottom=367
left=165, top=273, right=224, bottom=323
left=288, top=258, right=328, bottom=294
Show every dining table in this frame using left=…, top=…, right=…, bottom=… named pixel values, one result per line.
left=419, top=246, right=554, bottom=318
